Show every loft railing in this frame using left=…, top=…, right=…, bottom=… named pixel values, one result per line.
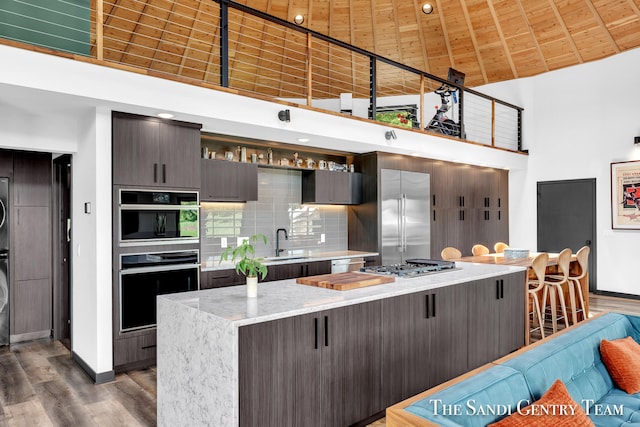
left=0, top=0, right=524, bottom=152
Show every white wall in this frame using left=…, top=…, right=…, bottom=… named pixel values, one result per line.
left=478, top=47, right=640, bottom=294
left=71, top=108, right=113, bottom=375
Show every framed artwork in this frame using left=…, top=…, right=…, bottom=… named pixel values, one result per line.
left=611, top=160, right=640, bottom=229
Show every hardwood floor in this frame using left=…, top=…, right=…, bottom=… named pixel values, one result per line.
left=0, top=292, right=638, bottom=426
left=0, top=340, right=156, bottom=426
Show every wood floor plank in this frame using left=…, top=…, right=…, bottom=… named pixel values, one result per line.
left=105, top=375, right=157, bottom=426
left=32, top=379, right=97, bottom=426
left=0, top=353, right=36, bottom=406
left=85, top=399, right=146, bottom=427
left=46, top=354, right=111, bottom=405
left=126, top=367, right=157, bottom=399
left=2, top=400, right=53, bottom=427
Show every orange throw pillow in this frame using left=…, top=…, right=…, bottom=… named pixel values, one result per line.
left=489, top=379, right=594, bottom=426
left=600, top=336, right=640, bottom=394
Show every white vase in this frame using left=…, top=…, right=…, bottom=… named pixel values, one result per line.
left=246, top=276, right=258, bottom=298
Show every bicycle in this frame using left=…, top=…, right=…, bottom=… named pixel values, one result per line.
left=425, top=85, right=462, bottom=137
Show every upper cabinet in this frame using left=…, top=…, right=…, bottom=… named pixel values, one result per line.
left=302, top=170, right=362, bottom=205
left=112, top=112, right=202, bottom=189
left=200, top=159, right=258, bottom=202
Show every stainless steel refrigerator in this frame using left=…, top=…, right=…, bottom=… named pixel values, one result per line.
left=381, top=169, right=430, bottom=265
left=0, top=178, right=8, bottom=346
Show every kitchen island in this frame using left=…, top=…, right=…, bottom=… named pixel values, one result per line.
left=157, top=262, right=527, bottom=427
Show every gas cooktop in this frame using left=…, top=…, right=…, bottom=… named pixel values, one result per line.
left=360, top=259, right=457, bottom=278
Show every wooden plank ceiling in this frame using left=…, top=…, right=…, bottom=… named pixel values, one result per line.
left=100, top=0, right=640, bottom=93
left=245, top=0, right=640, bottom=86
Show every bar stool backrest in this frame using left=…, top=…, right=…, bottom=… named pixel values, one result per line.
left=529, top=252, right=549, bottom=292
left=441, top=247, right=462, bottom=260
left=556, top=248, right=572, bottom=279
left=472, top=244, right=490, bottom=256
left=574, top=246, right=590, bottom=280
left=494, top=242, right=509, bottom=253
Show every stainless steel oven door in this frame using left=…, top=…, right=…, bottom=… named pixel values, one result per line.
left=120, top=251, right=199, bottom=332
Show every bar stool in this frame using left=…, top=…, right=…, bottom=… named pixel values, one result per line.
left=472, top=244, right=490, bottom=256
left=527, top=252, right=549, bottom=340
left=441, top=247, right=462, bottom=260
left=494, top=242, right=509, bottom=253
left=567, top=245, right=589, bottom=323
left=542, top=248, right=572, bottom=334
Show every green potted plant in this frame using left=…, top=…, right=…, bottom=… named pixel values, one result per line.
left=220, top=234, right=268, bottom=297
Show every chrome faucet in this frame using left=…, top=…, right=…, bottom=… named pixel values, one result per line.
left=275, top=228, right=288, bottom=257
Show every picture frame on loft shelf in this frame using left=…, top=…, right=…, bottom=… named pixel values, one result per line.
left=611, top=160, right=640, bottom=229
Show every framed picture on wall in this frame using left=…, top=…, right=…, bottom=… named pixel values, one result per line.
left=611, top=160, right=640, bottom=229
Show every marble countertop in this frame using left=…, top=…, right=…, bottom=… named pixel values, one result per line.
left=160, top=262, right=526, bottom=327
left=201, top=249, right=378, bottom=271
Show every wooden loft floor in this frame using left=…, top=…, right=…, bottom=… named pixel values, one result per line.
left=0, top=293, right=638, bottom=425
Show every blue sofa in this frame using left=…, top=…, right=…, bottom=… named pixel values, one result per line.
left=386, top=312, right=640, bottom=426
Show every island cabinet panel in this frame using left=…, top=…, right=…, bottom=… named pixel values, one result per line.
left=302, top=170, right=362, bottom=205
left=381, top=284, right=468, bottom=407
left=239, top=301, right=382, bottom=427
left=112, top=112, right=201, bottom=189
left=466, top=271, right=526, bottom=370
left=200, top=159, right=258, bottom=202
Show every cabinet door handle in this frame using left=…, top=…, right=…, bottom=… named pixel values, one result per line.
left=324, top=316, right=329, bottom=347
left=501, top=279, right=505, bottom=299
left=432, top=194, right=436, bottom=207
left=433, top=210, right=436, bottom=222
left=431, top=294, right=436, bottom=317
left=153, top=163, right=158, bottom=183
left=425, top=294, right=430, bottom=319
left=162, top=164, right=166, bottom=183
left=496, top=280, right=501, bottom=300
left=314, top=318, right=318, bottom=349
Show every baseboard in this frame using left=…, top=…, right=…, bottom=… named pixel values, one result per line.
left=593, top=290, right=640, bottom=300
left=10, top=329, right=51, bottom=343
left=72, top=351, right=116, bottom=384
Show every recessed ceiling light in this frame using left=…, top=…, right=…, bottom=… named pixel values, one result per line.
left=157, top=113, right=174, bottom=119
left=294, top=14, right=304, bottom=25
left=297, top=138, right=310, bottom=143
left=421, top=3, right=433, bottom=14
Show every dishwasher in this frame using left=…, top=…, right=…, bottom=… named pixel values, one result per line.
left=331, top=257, right=365, bottom=273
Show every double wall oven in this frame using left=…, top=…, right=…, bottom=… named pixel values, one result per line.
left=117, top=189, right=200, bottom=333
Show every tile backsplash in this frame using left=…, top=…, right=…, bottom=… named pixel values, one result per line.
left=201, top=168, right=348, bottom=265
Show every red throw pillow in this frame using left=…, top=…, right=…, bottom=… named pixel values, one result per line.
left=600, top=336, right=640, bottom=394
left=489, top=379, right=594, bottom=426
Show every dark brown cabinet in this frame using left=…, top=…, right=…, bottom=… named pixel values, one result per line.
left=350, top=152, right=509, bottom=260
left=112, top=112, right=201, bottom=189
left=466, top=271, right=526, bottom=370
left=302, top=170, right=361, bottom=204
left=200, top=159, right=258, bottom=202
left=201, top=260, right=332, bottom=288
left=113, top=332, right=157, bottom=368
left=9, top=151, right=52, bottom=339
left=237, top=272, right=524, bottom=425
left=239, top=300, right=382, bottom=427
left=264, top=260, right=331, bottom=281
left=429, top=161, right=509, bottom=257
left=381, top=284, right=468, bottom=407
left=111, top=113, right=201, bottom=371
left=200, top=268, right=244, bottom=289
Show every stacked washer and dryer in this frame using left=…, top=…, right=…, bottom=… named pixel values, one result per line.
left=0, top=178, right=8, bottom=346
